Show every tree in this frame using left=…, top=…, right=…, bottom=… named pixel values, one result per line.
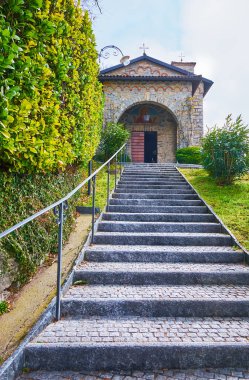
left=202, top=115, right=249, bottom=185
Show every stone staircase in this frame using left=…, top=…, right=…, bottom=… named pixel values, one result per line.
left=23, top=164, right=249, bottom=373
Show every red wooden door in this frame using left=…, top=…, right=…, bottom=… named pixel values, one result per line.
left=131, top=132, right=144, bottom=162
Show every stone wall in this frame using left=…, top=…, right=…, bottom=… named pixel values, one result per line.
left=102, top=80, right=204, bottom=149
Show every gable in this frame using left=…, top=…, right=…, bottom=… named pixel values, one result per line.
left=100, top=55, right=191, bottom=77
left=103, top=60, right=186, bottom=77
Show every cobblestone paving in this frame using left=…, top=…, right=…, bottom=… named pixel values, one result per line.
left=77, top=262, right=248, bottom=272
left=64, top=285, right=249, bottom=300
left=17, top=368, right=249, bottom=379
left=31, top=318, right=249, bottom=344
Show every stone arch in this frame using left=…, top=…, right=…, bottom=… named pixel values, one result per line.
left=118, top=101, right=178, bottom=163
left=118, top=100, right=179, bottom=127
left=113, top=94, right=180, bottom=126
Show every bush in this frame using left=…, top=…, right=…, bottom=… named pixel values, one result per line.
left=176, top=146, right=202, bottom=164
left=0, top=0, right=103, bottom=173
left=0, top=168, right=86, bottom=286
left=96, top=123, right=130, bottom=162
left=202, top=115, right=249, bottom=185
left=0, top=301, right=8, bottom=315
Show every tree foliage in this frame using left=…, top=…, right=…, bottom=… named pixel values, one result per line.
left=0, top=0, right=103, bottom=173
left=96, top=122, right=130, bottom=161
left=202, top=115, right=249, bottom=185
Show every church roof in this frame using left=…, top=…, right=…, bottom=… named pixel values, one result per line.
left=99, top=54, right=213, bottom=96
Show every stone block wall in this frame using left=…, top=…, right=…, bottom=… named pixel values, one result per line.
left=103, top=80, right=204, bottom=149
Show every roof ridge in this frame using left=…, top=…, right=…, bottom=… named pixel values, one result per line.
left=100, top=54, right=194, bottom=76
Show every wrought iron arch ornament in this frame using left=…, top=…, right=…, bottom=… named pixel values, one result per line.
left=98, top=45, right=130, bottom=66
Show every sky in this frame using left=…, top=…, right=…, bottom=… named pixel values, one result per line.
left=91, top=0, right=249, bottom=129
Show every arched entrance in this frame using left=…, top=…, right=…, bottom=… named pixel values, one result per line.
left=119, top=102, right=178, bottom=163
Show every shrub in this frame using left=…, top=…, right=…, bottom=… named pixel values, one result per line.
left=0, top=0, right=103, bottom=173
left=176, top=146, right=202, bottom=164
left=0, top=168, right=86, bottom=286
left=96, top=123, right=130, bottom=161
left=0, top=301, right=8, bottom=315
left=202, top=115, right=249, bottom=185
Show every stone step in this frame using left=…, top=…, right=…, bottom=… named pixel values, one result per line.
left=25, top=317, right=249, bottom=371
left=112, top=193, right=198, bottom=199
left=16, top=368, right=249, bottom=379
left=109, top=199, right=203, bottom=206
left=123, top=173, right=179, bottom=177
left=121, top=176, right=183, bottom=180
left=102, top=213, right=216, bottom=223
left=120, top=177, right=185, bottom=180
left=98, top=221, right=221, bottom=233
left=107, top=205, right=208, bottom=213
left=93, top=232, right=232, bottom=246
left=119, top=180, right=186, bottom=185
left=61, top=285, right=249, bottom=318
left=85, top=245, right=244, bottom=263
left=73, top=262, right=248, bottom=285
left=117, top=184, right=191, bottom=189
left=115, top=188, right=194, bottom=194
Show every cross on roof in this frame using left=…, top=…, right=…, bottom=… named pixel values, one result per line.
left=140, top=43, right=149, bottom=55
left=179, top=52, right=185, bottom=62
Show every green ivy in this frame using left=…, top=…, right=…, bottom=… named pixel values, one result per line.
left=0, top=0, right=103, bottom=173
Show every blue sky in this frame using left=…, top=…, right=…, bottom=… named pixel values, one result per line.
left=92, top=0, right=249, bottom=128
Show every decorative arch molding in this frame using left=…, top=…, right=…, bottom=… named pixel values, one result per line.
left=117, top=100, right=179, bottom=127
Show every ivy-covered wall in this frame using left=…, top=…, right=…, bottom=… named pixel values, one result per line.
left=0, top=0, right=103, bottom=173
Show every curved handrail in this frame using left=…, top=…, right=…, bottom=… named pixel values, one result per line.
left=0, top=143, right=127, bottom=239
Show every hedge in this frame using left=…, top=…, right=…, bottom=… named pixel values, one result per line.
left=176, top=146, right=202, bottom=165
left=0, top=168, right=85, bottom=286
left=0, top=0, right=103, bottom=173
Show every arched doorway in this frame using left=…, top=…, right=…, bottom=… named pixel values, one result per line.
left=119, top=102, right=178, bottom=163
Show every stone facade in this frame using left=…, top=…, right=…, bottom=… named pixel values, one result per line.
left=100, top=55, right=213, bottom=163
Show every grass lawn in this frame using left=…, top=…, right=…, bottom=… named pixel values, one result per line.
left=179, top=169, right=249, bottom=251
left=80, top=162, right=118, bottom=211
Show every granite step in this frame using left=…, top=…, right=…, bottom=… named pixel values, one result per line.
left=117, top=185, right=191, bottom=190
left=93, top=231, right=231, bottom=246
left=85, top=245, right=244, bottom=263
left=107, top=205, right=208, bottom=213
left=24, top=317, right=249, bottom=371
left=115, top=188, right=194, bottom=194
left=102, top=213, right=216, bottom=222
left=121, top=176, right=183, bottom=180
left=16, top=368, right=249, bottom=379
left=73, top=262, right=249, bottom=285
left=119, top=180, right=186, bottom=185
left=109, top=199, right=203, bottom=206
left=98, top=221, right=221, bottom=233
left=61, top=284, right=249, bottom=318
left=112, top=193, right=198, bottom=199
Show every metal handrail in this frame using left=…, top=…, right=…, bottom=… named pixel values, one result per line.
left=0, top=143, right=126, bottom=239
left=0, top=142, right=127, bottom=320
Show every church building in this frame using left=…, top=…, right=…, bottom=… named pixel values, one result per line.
left=99, top=52, right=213, bottom=163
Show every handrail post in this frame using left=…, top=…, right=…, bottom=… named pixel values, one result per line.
left=107, top=161, right=110, bottom=212
left=115, top=154, right=117, bottom=189
left=88, top=160, right=92, bottom=196
left=119, top=149, right=122, bottom=178
left=91, top=175, right=96, bottom=244
left=55, top=202, right=64, bottom=321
